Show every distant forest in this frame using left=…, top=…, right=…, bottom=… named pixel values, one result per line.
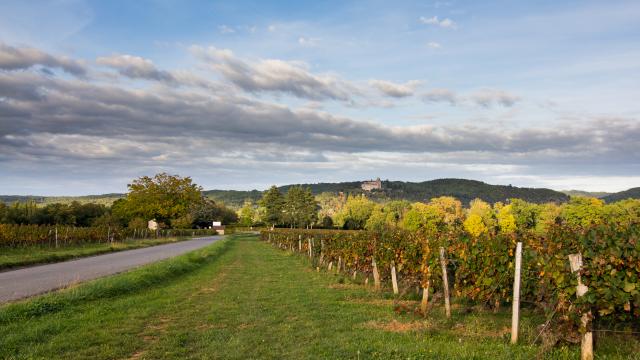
left=3, top=179, right=640, bottom=209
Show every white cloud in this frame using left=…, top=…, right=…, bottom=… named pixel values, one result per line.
left=96, top=54, right=175, bottom=83
left=419, top=16, right=457, bottom=29
left=0, top=42, right=86, bottom=76
left=2, top=43, right=639, bottom=193
left=369, top=79, right=421, bottom=98
left=422, top=88, right=458, bottom=105
left=427, top=41, right=442, bottom=49
left=218, top=25, right=235, bottom=34
left=190, top=45, right=357, bottom=101
left=468, top=88, right=521, bottom=107
left=298, top=37, right=319, bottom=47
left=421, top=88, right=520, bottom=107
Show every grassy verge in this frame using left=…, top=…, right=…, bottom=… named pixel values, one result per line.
left=0, top=236, right=209, bottom=270
left=1, top=234, right=637, bottom=359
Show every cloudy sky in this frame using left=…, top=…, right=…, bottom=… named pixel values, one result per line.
left=0, top=0, right=639, bottom=195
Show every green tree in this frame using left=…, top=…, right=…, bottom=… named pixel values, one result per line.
left=238, top=201, right=257, bottom=227
left=401, top=202, right=443, bottom=233
left=560, top=197, right=604, bottom=229
left=365, top=204, right=402, bottom=232
left=190, top=199, right=238, bottom=227
left=283, top=186, right=318, bottom=228
left=534, top=203, right=561, bottom=234
left=383, top=200, right=411, bottom=226
left=0, top=202, right=6, bottom=223
left=112, top=173, right=203, bottom=226
left=316, top=192, right=346, bottom=221
left=128, top=217, right=147, bottom=229
left=172, top=214, right=194, bottom=229
left=509, top=198, right=541, bottom=231
left=333, top=195, right=375, bottom=230
left=259, top=185, right=285, bottom=228
left=321, top=215, right=334, bottom=228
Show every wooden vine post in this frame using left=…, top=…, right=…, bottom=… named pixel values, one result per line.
left=568, top=253, right=593, bottom=360
left=439, top=247, right=451, bottom=318
left=511, top=242, right=523, bottom=344
left=421, top=269, right=430, bottom=314
left=390, top=261, right=399, bottom=295
left=372, top=257, right=381, bottom=291
left=308, top=238, right=312, bottom=258
left=298, top=235, right=302, bottom=252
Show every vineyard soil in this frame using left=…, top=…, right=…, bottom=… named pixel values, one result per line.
left=1, top=234, right=637, bottom=359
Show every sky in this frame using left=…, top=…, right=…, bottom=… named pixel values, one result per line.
left=0, top=0, right=639, bottom=195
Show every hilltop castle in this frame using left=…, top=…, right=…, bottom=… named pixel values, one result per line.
left=361, top=177, right=382, bottom=191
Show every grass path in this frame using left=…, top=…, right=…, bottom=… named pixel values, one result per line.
left=1, top=234, right=636, bottom=359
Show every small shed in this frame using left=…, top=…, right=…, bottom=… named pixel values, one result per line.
left=212, top=221, right=225, bottom=235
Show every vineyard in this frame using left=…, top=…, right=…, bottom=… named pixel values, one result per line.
left=0, top=224, right=220, bottom=247
left=261, top=221, right=640, bottom=354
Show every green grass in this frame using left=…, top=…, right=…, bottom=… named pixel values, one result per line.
left=1, top=234, right=637, bottom=359
left=0, top=237, right=201, bottom=270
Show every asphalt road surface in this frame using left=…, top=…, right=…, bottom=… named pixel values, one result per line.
left=0, top=235, right=223, bottom=303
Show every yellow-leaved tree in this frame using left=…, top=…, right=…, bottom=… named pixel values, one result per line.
left=495, top=203, right=517, bottom=234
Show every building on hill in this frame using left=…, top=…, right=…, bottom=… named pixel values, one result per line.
left=361, top=178, right=382, bottom=191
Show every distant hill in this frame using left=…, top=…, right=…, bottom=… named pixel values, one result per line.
left=1, top=178, right=570, bottom=208
left=0, top=194, right=124, bottom=206
left=279, top=178, right=568, bottom=205
left=202, top=189, right=263, bottom=209
left=561, top=190, right=611, bottom=198
left=602, top=187, right=640, bottom=203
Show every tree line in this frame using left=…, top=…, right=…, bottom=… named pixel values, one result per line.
left=1, top=173, right=237, bottom=229
left=237, top=186, right=319, bottom=229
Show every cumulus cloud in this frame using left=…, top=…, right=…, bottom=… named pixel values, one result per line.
left=96, top=54, right=176, bottom=83
left=422, top=88, right=458, bottom=105
left=2, top=68, right=637, bottom=160
left=190, top=45, right=356, bottom=101
left=1, top=44, right=638, bottom=193
left=421, top=88, right=520, bottom=107
left=420, top=16, right=457, bottom=29
left=369, top=79, right=421, bottom=98
left=0, top=42, right=86, bottom=76
left=468, top=88, right=521, bottom=107
left=427, top=41, right=442, bottom=49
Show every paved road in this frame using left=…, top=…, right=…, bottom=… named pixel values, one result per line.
left=0, top=236, right=223, bottom=303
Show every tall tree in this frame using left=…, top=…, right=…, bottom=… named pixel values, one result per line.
left=283, top=186, right=317, bottom=228
left=112, top=173, right=203, bottom=226
left=259, top=185, right=284, bottom=229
